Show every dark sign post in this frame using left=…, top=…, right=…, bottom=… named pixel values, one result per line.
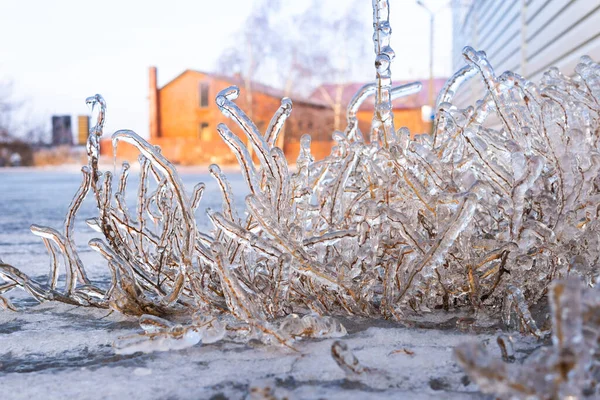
left=51, top=115, right=73, bottom=146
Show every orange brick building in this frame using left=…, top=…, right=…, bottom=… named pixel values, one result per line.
left=104, top=68, right=445, bottom=165
left=145, top=67, right=335, bottom=164
left=309, top=78, right=447, bottom=138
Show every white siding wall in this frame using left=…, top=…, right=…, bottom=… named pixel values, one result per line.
left=452, top=0, right=600, bottom=108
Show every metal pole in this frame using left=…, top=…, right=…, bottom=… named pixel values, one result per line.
left=428, top=13, right=434, bottom=114
left=417, top=1, right=437, bottom=132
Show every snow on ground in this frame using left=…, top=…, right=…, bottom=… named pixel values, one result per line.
left=1, top=302, right=499, bottom=400
left=0, top=168, right=533, bottom=399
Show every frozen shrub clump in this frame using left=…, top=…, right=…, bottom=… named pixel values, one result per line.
left=0, top=4, right=600, bottom=395
left=456, top=279, right=600, bottom=398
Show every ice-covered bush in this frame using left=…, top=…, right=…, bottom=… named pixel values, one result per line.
left=1, top=2, right=600, bottom=396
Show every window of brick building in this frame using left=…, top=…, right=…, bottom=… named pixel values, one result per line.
left=199, top=82, right=209, bottom=108
left=199, top=122, right=210, bottom=141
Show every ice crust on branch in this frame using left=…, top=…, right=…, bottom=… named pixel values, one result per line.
left=0, top=2, right=600, bottom=394
left=456, top=279, right=600, bottom=399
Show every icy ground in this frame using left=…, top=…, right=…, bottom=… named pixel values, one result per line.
left=0, top=168, right=538, bottom=399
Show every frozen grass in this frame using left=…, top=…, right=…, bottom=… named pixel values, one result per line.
left=0, top=169, right=503, bottom=399
left=2, top=0, right=600, bottom=397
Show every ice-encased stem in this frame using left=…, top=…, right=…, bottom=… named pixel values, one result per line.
left=433, top=64, right=477, bottom=146
left=85, top=94, right=107, bottom=208
left=265, top=98, right=293, bottom=148
left=215, top=86, right=276, bottom=179
left=112, top=130, right=196, bottom=304
left=346, top=82, right=421, bottom=142
left=371, top=0, right=395, bottom=147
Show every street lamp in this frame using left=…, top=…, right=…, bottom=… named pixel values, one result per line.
left=416, top=0, right=435, bottom=120
left=416, top=0, right=448, bottom=133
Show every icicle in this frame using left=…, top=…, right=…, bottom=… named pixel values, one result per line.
left=212, top=243, right=264, bottom=321
left=496, top=334, right=515, bottom=363
left=371, top=0, right=396, bottom=147
left=510, top=155, right=543, bottom=239
left=265, top=97, right=292, bottom=148
left=216, top=123, right=260, bottom=195
left=433, top=65, right=477, bottom=145
left=30, top=225, right=82, bottom=295
left=331, top=341, right=365, bottom=377
left=279, top=314, right=347, bottom=339
left=271, top=253, right=291, bottom=316
left=191, top=182, right=205, bottom=212
left=346, top=81, right=421, bottom=142
left=85, top=94, right=106, bottom=201
left=270, top=147, right=291, bottom=223
left=209, top=164, right=239, bottom=223
left=215, top=86, right=277, bottom=179
left=0, top=262, right=54, bottom=302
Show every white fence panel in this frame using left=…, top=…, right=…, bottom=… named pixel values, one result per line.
left=452, top=0, right=600, bottom=106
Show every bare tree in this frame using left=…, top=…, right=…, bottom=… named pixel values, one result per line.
left=217, top=0, right=283, bottom=120
left=0, top=79, right=48, bottom=145
left=318, top=1, right=371, bottom=131
left=216, top=0, right=371, bottom=133
left=23, top=119, right=50, bottom=145
left=0, top=81, right=17, bottom=139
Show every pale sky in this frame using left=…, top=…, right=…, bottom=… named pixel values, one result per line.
left=0, top=0, right=453, bottom=140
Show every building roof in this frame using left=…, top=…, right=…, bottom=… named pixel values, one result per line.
left=160, top=69, right=330, bottom=108
left=309, top=77, right=448, bottom=111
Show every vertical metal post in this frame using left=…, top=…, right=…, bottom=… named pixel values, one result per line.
left=416, top=1, right=438, bottom=130
left=428, top=13, right=435, bottom=127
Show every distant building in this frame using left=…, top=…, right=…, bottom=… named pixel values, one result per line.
left=136, top=67, right=334, bottom=164
left=452, top=0, right=600, bottom=106
left=309, top=79, right=447, bottom=138
left=77, top=115, right=90, bottom=146
left=103, top=68, right=446, bottom=165
left=51, top=116, right=72, bottom=146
